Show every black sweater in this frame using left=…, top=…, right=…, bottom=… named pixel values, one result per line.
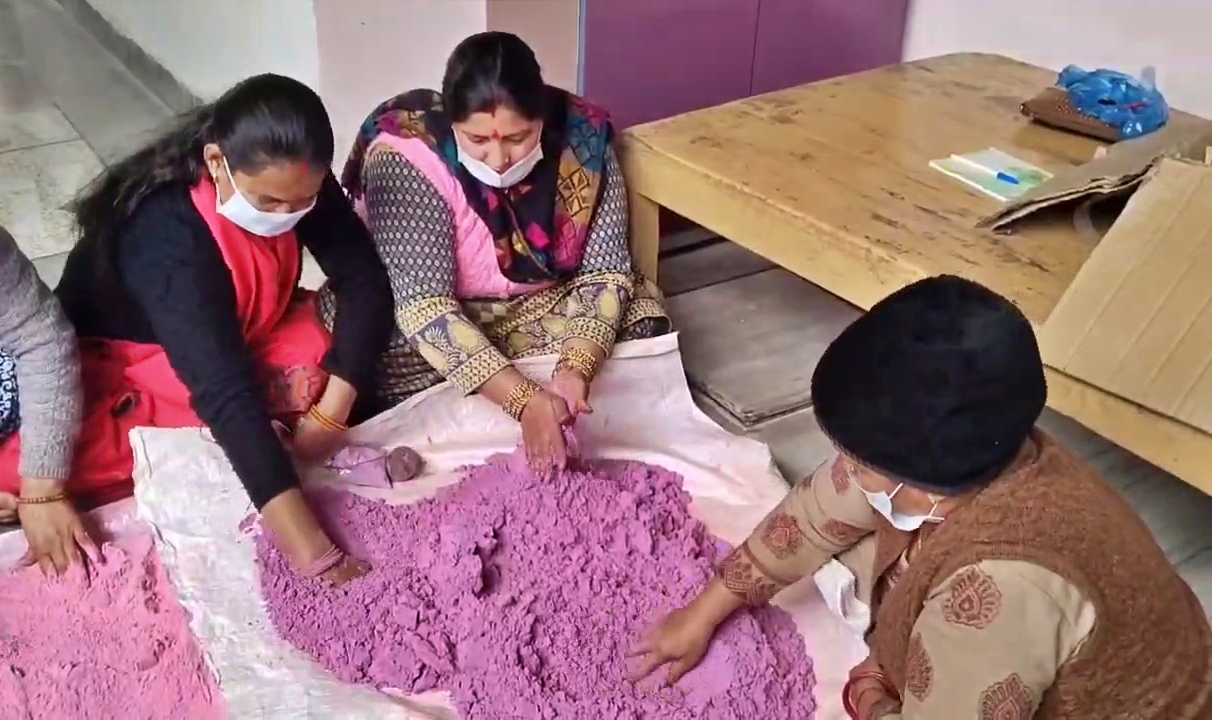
left=56, top=175, right=394, bottom=509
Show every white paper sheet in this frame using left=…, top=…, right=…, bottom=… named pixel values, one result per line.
left=127, top=333, right=867, bottom=719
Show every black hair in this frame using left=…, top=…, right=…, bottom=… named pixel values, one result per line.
left=441, top=32, right=545, bottom=122
left=71, top=73, right=333, bottom=272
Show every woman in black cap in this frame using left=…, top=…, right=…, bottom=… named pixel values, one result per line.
left=630, top=275, right=1210, bottom=719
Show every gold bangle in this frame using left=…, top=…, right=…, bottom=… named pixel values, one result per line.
left=555, top=347, right=599, bottom=381
left=17, top=492, right=67, bottom=505
left=306, top=404, right=348, bottom=432
left=502, top=378, right=542, bottom=421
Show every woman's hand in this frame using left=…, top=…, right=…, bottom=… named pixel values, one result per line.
left=287, top=376, right=357, bottom=464
left=17, top=480, right=101, bottom=577
left=846, top=654, right=899, bottom=719
left=549, top=368, right=593, bottom=418
left=519, top=389, right=572, bottom=478
left=319, top=557, right=371, bottom=586
left=260, top=488, right=368, bottom=586
left=289, top=414, right=346, bottom=463
left=628, top=579, right=744, bottom=685
left=628, top=607, right=717, bottom=685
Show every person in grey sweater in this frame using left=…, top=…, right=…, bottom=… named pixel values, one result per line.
left=0, top=224, right=99, bottom=575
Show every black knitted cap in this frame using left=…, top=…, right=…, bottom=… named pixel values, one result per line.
left=811, top=275, right=1047, bottom=495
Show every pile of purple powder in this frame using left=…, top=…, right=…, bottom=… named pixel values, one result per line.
left=256, top=453, right=816, bottom=718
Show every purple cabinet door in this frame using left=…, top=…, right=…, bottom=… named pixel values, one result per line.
left=750, top=0, right=910, bottom=96
left=581, top=0, right=761, bottom=128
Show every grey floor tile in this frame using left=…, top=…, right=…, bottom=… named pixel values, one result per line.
left=692, top=390, right=832, bottom=486
left=660, top=226, right=717, bottom=253
left=0, top=63, right=78, bottom=153
left=747, top=407, right=835, bottom=485
left=669, top=268, right=860, bottom=426
left=0, top=140, right=102, bottom=258
left=11, top=0, right=173, bottom=164
left=0, top=0, right=23, bottom=64
left=659, top=239, right=776, bottom=297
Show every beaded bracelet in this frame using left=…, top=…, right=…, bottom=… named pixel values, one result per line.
left=16, top=492, right=67, bottom=506
left=502, top=378, right=542, bottom=421
left=554, top=347, right=599, bottom=381
left=306, top=404, right=348, bottom=433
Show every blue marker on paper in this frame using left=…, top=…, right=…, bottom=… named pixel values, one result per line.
left=995, top=171, right=1020, bottom=185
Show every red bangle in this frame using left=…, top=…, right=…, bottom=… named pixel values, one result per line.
left=842, top=671, right=898, bottom=719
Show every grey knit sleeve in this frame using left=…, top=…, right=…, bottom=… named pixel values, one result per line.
left=0, top=226, right=82, bottom=480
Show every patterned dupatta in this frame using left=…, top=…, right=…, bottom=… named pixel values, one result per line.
left=341, top=87, right=614, bottom=284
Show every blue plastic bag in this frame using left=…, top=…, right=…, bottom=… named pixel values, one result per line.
left=1057, top=65, right=1169, bottom=140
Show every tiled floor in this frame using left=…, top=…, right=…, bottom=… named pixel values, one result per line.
left=0, top=0, right=170, bottom=282
left=0, top=0, right=325, bottom=289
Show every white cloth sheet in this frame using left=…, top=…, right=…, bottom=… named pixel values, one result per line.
left=6, top=333, right=866, bottom=718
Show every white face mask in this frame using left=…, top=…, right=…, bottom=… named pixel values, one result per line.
left=215, top=158, right=314, bottom=237
left=456, top=136, right=544, bottom=189
left=858, top=483, right=944, bottom=532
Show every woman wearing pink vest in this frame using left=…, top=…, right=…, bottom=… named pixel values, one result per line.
left=328, top=32, right=670, bottom=477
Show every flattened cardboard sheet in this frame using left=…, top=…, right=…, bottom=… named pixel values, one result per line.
left=1038, top=158, right=1212, bottom=435
left=980, top=116, right=1212, bottom=230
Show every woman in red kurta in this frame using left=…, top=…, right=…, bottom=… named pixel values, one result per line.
left=0, top=74, right=394, bottom=583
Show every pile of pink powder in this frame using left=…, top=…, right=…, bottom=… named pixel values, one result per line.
left=257, top=453, right=816, bottom=718
left=0, top=534, right=223, bottom=719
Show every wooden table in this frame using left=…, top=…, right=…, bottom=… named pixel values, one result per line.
left=620, top=52, right=1212, bottom=496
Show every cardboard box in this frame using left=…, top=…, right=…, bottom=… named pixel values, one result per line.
left=981, top=121, right=1212, bottom=437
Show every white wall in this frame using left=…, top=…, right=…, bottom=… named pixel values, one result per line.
left=314, top=0, right=487, bottom=163
left=87, top=0, right=490, bottom=164
left=86, top=0, right=321, bottom=98
left=905, top=0, right=1212, bottom=118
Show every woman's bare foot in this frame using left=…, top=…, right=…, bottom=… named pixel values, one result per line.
left=0, top=492, right=17, bottom=524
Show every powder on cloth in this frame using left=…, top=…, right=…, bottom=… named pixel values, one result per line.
left=0, top=534, right=223, bottom=719
left=257, top=453, right=816, bottom=718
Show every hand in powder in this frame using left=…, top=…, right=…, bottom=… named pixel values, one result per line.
left=320, top=557, right=371, bottom=586
left=519, top=389, right=572, bottom=479
left=629, top=579, right=745, bottom=685
left=262, top=488, right=367, bottom=586
left=18, top=491, right=102, bottom=578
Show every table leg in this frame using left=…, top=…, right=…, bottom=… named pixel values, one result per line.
left=628, top=190, right=661, bottom=283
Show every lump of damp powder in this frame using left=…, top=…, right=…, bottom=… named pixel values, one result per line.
left=257, top=457, right=816, bottom=719
left=0, top=534, right=223, bottom=719
left=327, top=444, right=424, bottom=488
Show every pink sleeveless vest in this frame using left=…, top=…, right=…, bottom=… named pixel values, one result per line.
left=359, top=133, right=556, bottom=300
